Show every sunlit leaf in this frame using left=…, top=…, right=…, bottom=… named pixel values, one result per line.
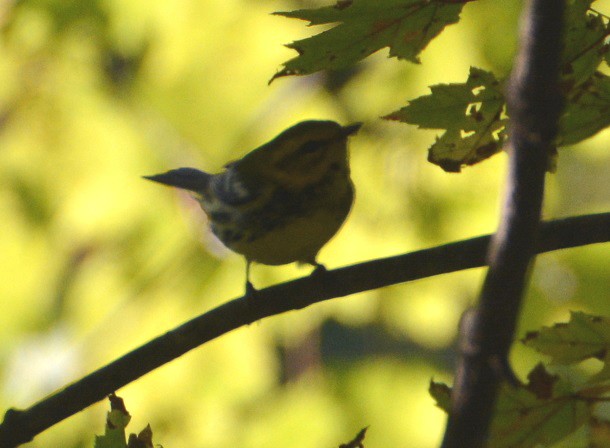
left=271, top=0, right=464, bottom=82
left=385, top=67, right=506, bottom=172
left=95, top=395, right=131, bottom=448
left=94, top=395, right=157, bottom=448
left=523, top=311, right=610, bottom=365
left=523, top=311, right=610, bottom=381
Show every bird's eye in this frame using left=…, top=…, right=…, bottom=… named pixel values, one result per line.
left=298, top=140, right=324, bottom=154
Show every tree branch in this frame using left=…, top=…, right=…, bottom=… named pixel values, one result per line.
left=0, top=213, right=607, bottom=447
left=442, top=1, right=566, bottom=446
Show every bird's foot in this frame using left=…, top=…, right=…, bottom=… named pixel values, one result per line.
left=311, top=263, right=327, bottom=277
left=245, top=281, right=258, bottom=302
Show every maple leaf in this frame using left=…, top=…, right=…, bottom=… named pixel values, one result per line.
left=271, top=0, right=464, bottom=82
left=385, top=67, right=506, bottom=172
left=523, top=311, right=610, bottom=381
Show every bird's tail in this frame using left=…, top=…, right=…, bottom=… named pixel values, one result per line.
left=143, top=168, right=212, bottom=192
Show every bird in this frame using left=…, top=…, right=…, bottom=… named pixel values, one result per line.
left=144, top=120, right=361, bottom=296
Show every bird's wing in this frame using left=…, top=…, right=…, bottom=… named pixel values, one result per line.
left=211, top=166, right=261, bottom=206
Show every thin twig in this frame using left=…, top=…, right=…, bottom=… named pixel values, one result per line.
left=0, top=213, right=607, bottom=447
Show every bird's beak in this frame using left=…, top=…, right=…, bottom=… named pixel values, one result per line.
left=143, top=168, right=211, bottom=193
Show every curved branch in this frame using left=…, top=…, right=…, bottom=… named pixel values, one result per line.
left=442, top=1, right=566, bottom=447
left=1, top=213, right=608, bottom=447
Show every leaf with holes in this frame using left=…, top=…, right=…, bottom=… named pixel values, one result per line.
left=270, top=0, right=464, bottom=82
left=385, top=67, right=506, bottom=172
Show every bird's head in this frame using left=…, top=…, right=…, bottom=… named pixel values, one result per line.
left=236, top=120, right=361, bottom=189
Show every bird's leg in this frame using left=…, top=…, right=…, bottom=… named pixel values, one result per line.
left=245, top=260, right=257, bottom=300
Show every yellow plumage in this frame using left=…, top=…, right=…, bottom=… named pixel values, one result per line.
left=145, top=120, right=361, bottom=294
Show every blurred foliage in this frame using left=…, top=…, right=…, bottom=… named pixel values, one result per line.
left=0, top=0, right=608, bottom=447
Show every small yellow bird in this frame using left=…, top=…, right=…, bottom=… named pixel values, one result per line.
left=144, top=120, right=361, bottom=295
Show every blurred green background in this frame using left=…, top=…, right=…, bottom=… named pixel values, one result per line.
left=0, top=1, right=608, bottom=446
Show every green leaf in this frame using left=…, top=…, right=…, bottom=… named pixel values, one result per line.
left=430, top=358, right=610, bottom=446
left=428, top=379, right=451, bottom=411
left=385, top=67, right=506, bottom=172
left=271, top=0, right=464, bottom=82
left=558, top=73, right=610, bottom=146
left=556, top=3, right=610, bottom=147
left=523, top=311, right=610, bottom=366
left=94, top=395, right=131, bottom=448
left=430, top=365, right=603, bottom=448
left=523, top=311, right=610, bottom=382
left=561, top=0, right=609, bottom=88
left=489, top=364, right=590, bottom=448
left=94, top=409, right=130, bottom=448
left=127, top=425, right=154, bottom=448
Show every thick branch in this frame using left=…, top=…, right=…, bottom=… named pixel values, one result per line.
left=0, top=213, right=607, bottom=447
left=442, top=1, right=566, bottom=447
